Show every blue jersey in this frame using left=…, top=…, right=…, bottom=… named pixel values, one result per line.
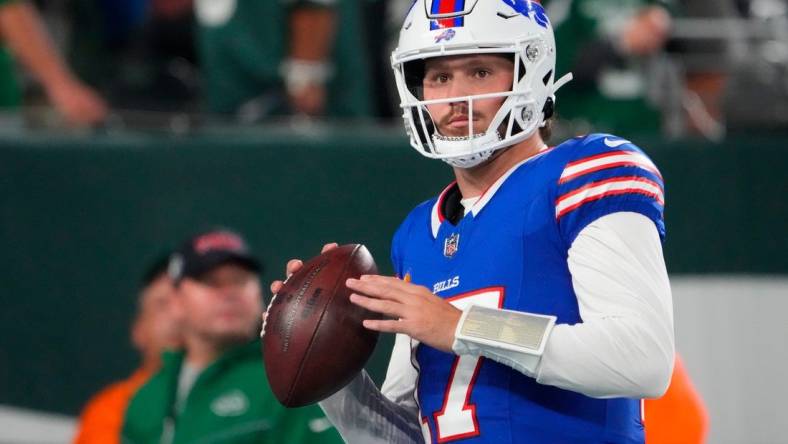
left=390, top=134, right=665, bottom=444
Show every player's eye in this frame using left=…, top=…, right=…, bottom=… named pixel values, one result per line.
left=474, top=69, right=491, bottom=79
left=425, top=70, right=450, bottom=84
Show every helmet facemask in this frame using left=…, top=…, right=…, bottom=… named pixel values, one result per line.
left=391, top=1, right=572, bottom=168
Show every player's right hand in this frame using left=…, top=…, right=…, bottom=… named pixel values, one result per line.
left=269, top=242, right=338, bottom=295
left=264, top=243, right=339, bottom=325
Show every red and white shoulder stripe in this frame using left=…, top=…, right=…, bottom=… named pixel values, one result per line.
left=556, top=176, right=664, bottom=219
left=559, top=149, right=662, bottom=184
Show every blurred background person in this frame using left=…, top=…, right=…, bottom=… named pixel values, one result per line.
left=544, top=0, right=673, bottom=137
left=73, top=256, right=183, bottom=444
left=64, top=0, right=376, bottom=123
left=0, top=0, right=107, bottom=126
left=194, top=0, right=330, bottom=118
left=65, top=0, right=199, bottom=115
left=718, top=0, right=788, bottom=133
left=121, top=229, right=342, bottom=443
left=666, top=0, right=737, bottom=139
left=195, top=0, right=373, bottom=121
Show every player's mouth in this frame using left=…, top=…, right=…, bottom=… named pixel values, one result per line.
left=447, top=115, right=471, bottom=127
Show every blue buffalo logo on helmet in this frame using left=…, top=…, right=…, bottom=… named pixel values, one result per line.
left=434, top=28, right=457, bottom=43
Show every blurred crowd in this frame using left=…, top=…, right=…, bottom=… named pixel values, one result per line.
left=73, top=229, right=344, bottom=444
left=1, top=0, right=786, bottom=138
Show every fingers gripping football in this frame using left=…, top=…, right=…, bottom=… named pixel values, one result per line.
left=268, top=243, right=338, bottom=301
left=264, top=243, right=339, bottom=326
left=347, top=275, right=462, bottom=353
left=265, top=244, right=461, bottom=354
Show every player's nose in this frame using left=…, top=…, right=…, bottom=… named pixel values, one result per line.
left=447, top=71, right=474, bottom=97
left=446, top=79, right=470, bottom=104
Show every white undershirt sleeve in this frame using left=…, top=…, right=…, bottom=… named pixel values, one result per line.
left=318, top=334, right=422, bottom=443
left=536, top=212, right=674, bottom=398
left=452, top=211, right=674, bottom=399
left=380, top=334, right=420, bottom=410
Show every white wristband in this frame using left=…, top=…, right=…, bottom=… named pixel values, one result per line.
left=280, top=58, right=334, bottom=94
left=452, top=305, right=556, bottom=377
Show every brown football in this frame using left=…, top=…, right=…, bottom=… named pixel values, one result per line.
left=262, top=244, right=379, bottom=407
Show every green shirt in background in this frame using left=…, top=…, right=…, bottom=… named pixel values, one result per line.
left=545, top=0, right=671, bottom=136
left=122, top=340, right=343, bottom=444
left=0, top=0, right=22, bottom=108
left=196, top=0, right=373, bottom=118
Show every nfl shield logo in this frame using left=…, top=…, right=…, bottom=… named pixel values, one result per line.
left=444, top=233, right=460, bottom=258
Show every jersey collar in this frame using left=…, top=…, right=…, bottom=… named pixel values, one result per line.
left=431, top=181, right=457, bottom=237
left=430, top=146, right=553, bottom=238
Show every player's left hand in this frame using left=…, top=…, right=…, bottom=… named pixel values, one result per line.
left=347, top=275, right=462, bottom=353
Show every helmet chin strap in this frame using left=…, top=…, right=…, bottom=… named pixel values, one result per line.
left=432, top=130, right=503, bottom=169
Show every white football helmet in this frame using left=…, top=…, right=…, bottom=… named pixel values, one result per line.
left=391, top=0, right=572, bottom=168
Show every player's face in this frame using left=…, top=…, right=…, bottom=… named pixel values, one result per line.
left=134, top=274, right=183, bottom=356
left=177, top=263, right=263, bottom=344
left=423, top=54, right=514, bottom=138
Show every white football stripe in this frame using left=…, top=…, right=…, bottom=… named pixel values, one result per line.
left=556, top=179, right=664, bottom=218
left=561, top=152, right=660, bottom=182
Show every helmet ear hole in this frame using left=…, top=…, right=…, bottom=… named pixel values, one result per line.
left=542, top=97, right=554, bottom=120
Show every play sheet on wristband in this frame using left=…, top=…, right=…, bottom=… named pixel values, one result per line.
left=457, top=305, right=556, bottom=355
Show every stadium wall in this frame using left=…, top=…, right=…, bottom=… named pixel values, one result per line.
left=1, top=127, right=785, bottom=442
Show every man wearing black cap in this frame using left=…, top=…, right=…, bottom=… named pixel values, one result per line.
left=167, top=229, right=263, bottom=366
left=121, top=229, right=342, bottom=444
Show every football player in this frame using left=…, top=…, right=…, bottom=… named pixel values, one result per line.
left=271, top=1, right=674, bottom=442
